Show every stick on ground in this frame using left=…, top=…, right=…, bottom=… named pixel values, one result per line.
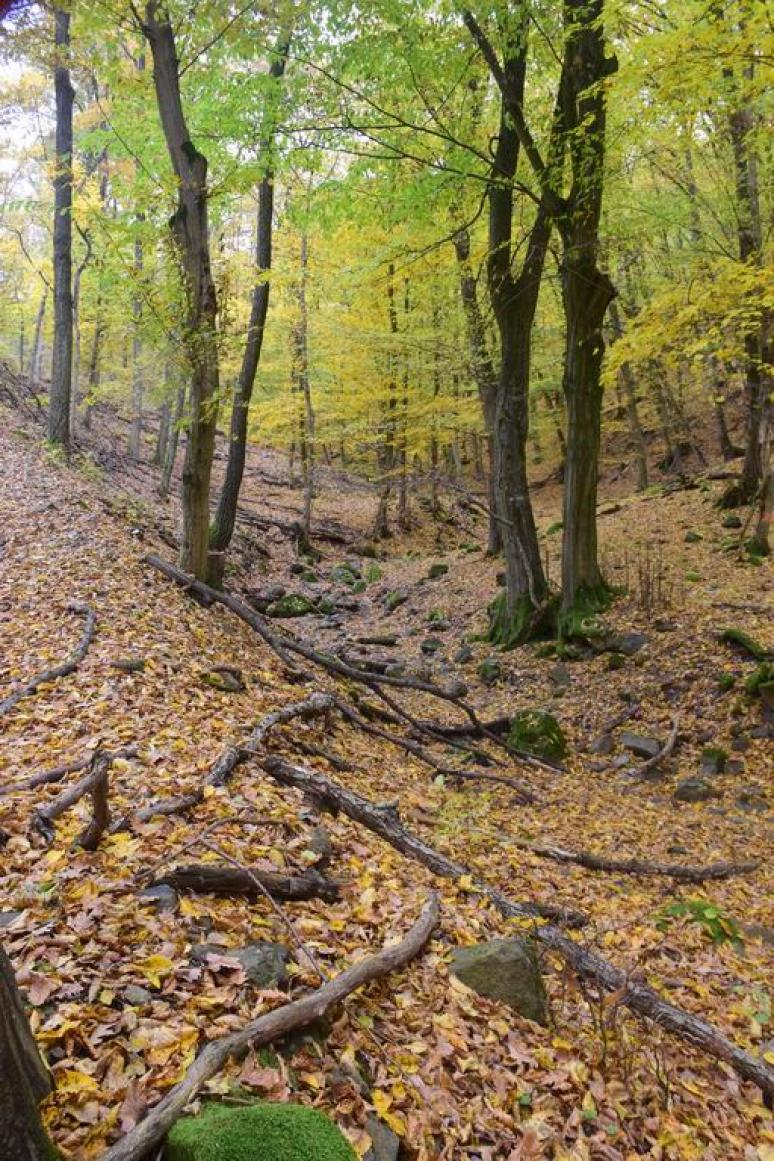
left=0, top=604, right=96, bottom=717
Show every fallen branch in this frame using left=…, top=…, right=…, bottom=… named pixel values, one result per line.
left=263, top=757, right=584, bottom=928
left=31, top=748, right=120, bottom=844
left=263, top=759, right=774, bottom=1104
left=633, top=717, right=680, bottom=779
left=115, top=693, right=334, bottom=828
left=151, top=863, right=341, bottom=902
left=513, top=841, right=760, bottom=882
left=99, top=894, right=440, bottom=1161
left=0, top=743, right=138, bottom=798
left=75, top=753, right=111, bottom=850
left=0, top=604, right=96, bottom=717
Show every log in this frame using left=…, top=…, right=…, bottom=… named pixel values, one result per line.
left=31, top=748, right=116, bottom=844
left=99, top=894, right=440, bottom=1161
left=0, top=743, right=138, bottom=799
left=0, top=945, right=56, bottom=1161
left=0, top=604, right=96, bottom=717
left=151, top=864, right=341, bottom=902
left=513, top=841, right=760, bottom=882
left=263, top=757, right=584, bottom=928
left=263, top=758, right=774, bottom=1104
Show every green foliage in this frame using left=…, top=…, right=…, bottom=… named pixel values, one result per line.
left=266, top=594, right=317, bottom=618
left=719, top=628, right=769, bottom=661
left=657, top=898, right=743, bottom=951
left=163, top=1102, right=357, bottom=1161
left=745, top=662, right=774, bottom=697
left=363, top=562, right=382, bottom=583
left=507, top=710, right=567, bottom=763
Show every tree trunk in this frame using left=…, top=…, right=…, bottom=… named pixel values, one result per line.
left=48, top=6, right=74, bottom=453
left=159, top=380, right=186, bottom=499
left=0, top=946, right=56, bottom=1161
left=294, top=232, right=314, bottom=555
left=609, top=300, right=648, bottom=489
left=144, top=2, right=219, bottom=580
left=558, top=0, right=617, bottom=622
left=207, top=38, right=289, bottom=584
left=28, top=287, right=47, bottom=382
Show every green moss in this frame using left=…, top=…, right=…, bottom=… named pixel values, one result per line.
left=364, top=562, right=382, bottom=583
left=427, top=562, right=449, bottom=579
left=385, top=590, right=407, bottom=612
left=487, top=592, right=557, bottom=650
left=545, top=520, right=563, bottom=536
left=557, top=585, right=613, bottom=643
left=266, top=594, right=317, bottom=618
left=745, top=662, right=774, bottom=696
left=163, top=1102, right=357, bottom=1161
left=605, top=652, right=626, bottom=671
left=330, top=564, right=359, bottom=587
left=717, top=673, right=736, bottom=692
left=507, top=710, right=567, bottom=763
left=720, top=628, right=769, bottom=661
left=684, top=571, right=702, bottom=583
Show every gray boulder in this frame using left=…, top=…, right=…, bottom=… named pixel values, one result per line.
left=191, top=941, right=289, bottom=989
left=620, top=732, right=662, bottom=759
left=450, top=938, right=547, bottom=1025
left=673, top=778, right=718, bottom=803
left=364, top=1116, right=401, bottom=1161
left=138, top=884, right=179, bottom=914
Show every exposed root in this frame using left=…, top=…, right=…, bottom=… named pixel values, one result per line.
left=0, top=604, right=96, bottom=717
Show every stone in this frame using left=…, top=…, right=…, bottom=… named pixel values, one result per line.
left=548, top=663, right=571, bottom=689
left=123, top=984, right=154, bottom=1006
left=163, top=1102, right=357, bottom=1161
left=601, top=632, right=647, bottom=656
left=726, top=758, right=745, bottom=775
left=266, top=584, right=287, bottom=601
left=666, top=844, right=688, bottom=855
left=427, top=563, right=448, bottom=579
left=590, top=733, right=614, bottom=756
left=138, top=884, right=179, bottom=914
left=605, top=652, right=626, bottom=671
left=722, top=514, right=742, bottom=529
left=308, top=825, right=333, bottom=863
left=750, top=722, right=774, bottom=740
left=684, top=530, right=702, bottom=543
left=110, top=657, right=146, bottom=673
left=654, top=618, right=678, bottom=632
left=673, top=778, right=719, bottom=803
left=620, top=732, right=662, bottom=760
left=508, top=710, right=567, bottom=763
left=191, top=942, right=290, bottom=989
left=699, top=747, right=727, bottom=776
left=385, top=590, right=407, bottom=613
left=454, top=644, right=473, bottom=664
left=477, top=657, right=502, bottom=686
left=330, top=564, right=359, bottom=587
left=201, top=667, right=245, bottom=693
left=266, top=594, right=316, bottom=618
left=0, top=910, right=23, bottom=928
left=450, top=938, right=547, bottom=1025
left=735, top=786, right=768, bottom=813
left=421, top=636, right=444, bottom=656
left=364, top=1116, right=401, bottom=1161
left=357, top=634, right=398, bottom=647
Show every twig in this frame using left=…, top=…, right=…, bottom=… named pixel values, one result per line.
left=632, top=717, right=680, bottom=779
left=0, top=604, right=96, bottom=717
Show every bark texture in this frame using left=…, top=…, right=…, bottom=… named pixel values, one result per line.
left=0, top=946, right=56, bottom=1161
left=48, top=7, right=74, bottom=452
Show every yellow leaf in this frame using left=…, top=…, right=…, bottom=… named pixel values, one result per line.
left=372, top=1090, right=392, bottom=1117
left=137, top=954, right=174, bottom=988
left=57, top=1069, right=99, bottom=1094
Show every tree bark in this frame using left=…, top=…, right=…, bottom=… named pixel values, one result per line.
left=208, top=39, right=289, bottom=584
left=143, top=3, right=219, bottom=580
left=0, top=946, right=56, bottom=1161
left=28, top=288, right=47, bottom=382
left=609, top=300, right=648, bottom=490
left=48, top=6, right=74, bottom=453
left=151, top=864, right=340, bottom=903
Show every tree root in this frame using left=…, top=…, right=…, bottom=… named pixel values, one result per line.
left=263, top=756, right=584, bottom=928
left=262, top=756, right=774, bottom=1104
left=0, top=604, right=96, bottom=717
left=151, top=863, right=341, bottom=902
left=99, top=894, right=440, bottom=1161
left=513, top=841, right=760, bottom=882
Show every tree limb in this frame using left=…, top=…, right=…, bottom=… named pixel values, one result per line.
left=0, top=604, right=96, bottom=717
left=513, top=841, right=760, bottom=882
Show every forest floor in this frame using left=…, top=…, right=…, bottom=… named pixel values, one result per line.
left=0, top=401, right=772, bottom=1161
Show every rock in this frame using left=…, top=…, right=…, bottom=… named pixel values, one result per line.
left=699, top=746, right=727, bottom=776
left=620, top=732, right=662, bottom=760
left=427, top=563, right=448, bottom=580
left=331, top=564, right=360, bottom=587
left=684, top=530, right=702, bottom=543
left=735, top=786, right=768, bottom=812
left=666, top=844, right=688, bottom=855
left=673, top=778, right=719, bottom=803
left=454, top=644, right=473, bottom=664
left=421, top=636, right=443, bottom=656
left=110, top=657, right=146, bottom=673
left=600, top=632, right=647, bottom=656
left=289, top=561, right=305, bottom=575
left=357, top=634, right=398, bottom=647
left=266, top=584, right=287, bottom=601
left=364, top=1115, right=401, bottom=1161
left=741, top=923, right=774, bottom=947
left=385, top=590, right=407, bottom=613
left=0, top=910, right=23, bottom=928
left=138, top=884, right=179, bottom=914
left=590, top=733, right=614, bottom=756
left=605, top=652, right=626, bottom=671
left=450, top=937, right=547, bottom=1025
left=722, top=513, right=742, bottom=528
left=726, top=758, right=745, bottom=775
left=163, top=1102, right=357, bottom=1161
left=750, top=722, right=774, bottom=739
left=548, top=663, right=571, bottom=689
left=308, top=825, right=333, bottom=863
left=508, top=710, right=567, bottom=763
left=191, top=941, right=290, bottom=989
left=123, top=984, right=154, bottom=1006
left=266, top=594, right=317, bottom=618
left=201, top=666, right=245, bottom=693
left=477, top=657, right=502, bottom=685
left=352, top=541, right=378, bottom=559
left=654, top=618, right=678, bottom=632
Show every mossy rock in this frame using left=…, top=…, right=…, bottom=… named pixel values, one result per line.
left=745, top=662, right=774, bottom=696
left=163, top=1102, right=357, bottom=1161
left=477, top=657, right=502, bottom=685
left=330, top=564, right=360, bottom=588
left=266, top=594, right=317, bottom=618
left=507, top=710, right=567, bottom=762
left=721, top=628, right=769, bottom=662
left=385, top=590, right=407, bottom=612
left=427, top=562, right=449, bottom=579
left=605, top=652, right=626, bottom=671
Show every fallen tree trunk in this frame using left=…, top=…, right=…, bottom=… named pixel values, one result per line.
left=0, top=604, right=96, bottom=717
left=263, top=757, right=774, bottom=1104
left=99, top=894, right=440, bottom=1161
left=513, top=841, right=760, bottom=882
left=263, top=757, right=585, bottom=928
left=151, top=864, right=341, bottom=902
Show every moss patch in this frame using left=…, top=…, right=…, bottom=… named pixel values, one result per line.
left=163, top=1102, right=357, bottom=1161
left=487, top=592, right=556, bottom=650
left=557, top=585, right=613, bottom=643
left=507, top=710, right=567, bottom=763
left=266, top=594, right=317, bottom=618
left=720, top=628, right=769, bottom=661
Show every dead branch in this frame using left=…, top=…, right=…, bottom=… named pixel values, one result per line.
left=0, top=743, right=138, bottom=799
left=99, top=894, right=440, bottom=1161
left=0, top=604, right=96, bottom=717
left=31, top=748, right=120, bottom=844
left=263, top=758, right=774, bottom=1104
left=513, top=841, right=760, bottom=882
left=75, top=753, right=111, bottom=850
left=632, top=717, right=680, bottom=779
left=115, top=693, right=334, bottom=828
left=151, top=863, right=341, bottom=902
left=263, top=757, right=584, bottom=928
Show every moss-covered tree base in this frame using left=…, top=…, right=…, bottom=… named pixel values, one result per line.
left=487, top=592, right=557, bottom=651
left=163, top=1102, right=357, bottom=1161
left=557, top=584, right=614, bottom=643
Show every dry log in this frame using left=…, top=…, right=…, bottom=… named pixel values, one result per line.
left=263, top=758, right=774, bottom=1104
left=31, top=748, right=118, bottom=844
left=0, top=604, right=96, bottom=717
left=116, top=693, right=334, bottom=828
left=0, top=743, right=138, bottom=799
left=152, top=864, right=341, bottom=902
left=263, top=757, right=584, bottom=928
left=514, top=841, right=760, bottom=882
left=75, top=753, right=112, bottom=850
left=99, top=894, right=440, bottom=1161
